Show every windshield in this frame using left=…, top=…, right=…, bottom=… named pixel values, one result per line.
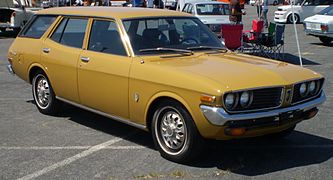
left=122, top=17, right=224, bottom=55
left=318, top=6, right=333, bottom=15
left=196, top=4, right=230, bottom=15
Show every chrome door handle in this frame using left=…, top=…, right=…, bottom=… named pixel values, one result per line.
left=42, top=48, right=50, bottom=53
left=80, top=56, right=90, bottom=62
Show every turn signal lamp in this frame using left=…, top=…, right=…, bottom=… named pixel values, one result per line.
left=200, top=95, right=216, bottom=103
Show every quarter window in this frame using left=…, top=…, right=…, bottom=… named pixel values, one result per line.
left=21, top=15, right=56, bottom=38
left=50, top=17, right=88, bottom=49
left=88, top=20, right=127, bottom=56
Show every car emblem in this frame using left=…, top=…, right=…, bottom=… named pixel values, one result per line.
left=285, top=89, right=292, bottom=104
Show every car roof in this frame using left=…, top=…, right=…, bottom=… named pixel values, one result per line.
left=37, top=7, right=192, bottom=19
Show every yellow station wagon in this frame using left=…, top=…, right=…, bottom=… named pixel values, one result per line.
left=7, top=7, right=326, bottom=162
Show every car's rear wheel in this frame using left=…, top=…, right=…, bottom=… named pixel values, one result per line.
left=319, top=37, right=332, bottom=45
left=287, top=14, right=299, bottom=24
left=151, top=100, right=204, bottom=163
left=32, top=71, right=61, bottom=115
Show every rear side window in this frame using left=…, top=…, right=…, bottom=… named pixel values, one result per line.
left=88, top=20, right=127, bottom=56
left=50, top=17, right=88, bottom=49
left=21, top=16, right=56, bottom=38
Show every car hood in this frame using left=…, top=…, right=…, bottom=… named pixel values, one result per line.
left=304, top=14, right=333, bottom=24
left=143, top=52, right=322, bottom=92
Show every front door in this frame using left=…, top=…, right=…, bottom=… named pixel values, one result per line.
left=78, top=19, right=131, bottom=118
left=42, top=17, right=88, bottom=103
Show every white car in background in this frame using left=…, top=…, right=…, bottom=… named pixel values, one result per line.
left=0, top=0, right=40, bottom=34
left=182, top=1, right=230, bottom=36
left=274, top=0, right=332, bottom=23
left=304, top=5, right=333, bottom=45
left=249, top=0, right=279, bottom=6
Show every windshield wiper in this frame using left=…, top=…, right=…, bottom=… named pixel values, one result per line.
left=139, top=47, right=194, bottom=55
left=187, top=46, right=227, bottom=53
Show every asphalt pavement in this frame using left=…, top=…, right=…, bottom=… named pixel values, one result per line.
left=0, top=5, right=332, bottom=180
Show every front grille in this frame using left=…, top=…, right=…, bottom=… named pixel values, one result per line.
left=229, top=87, right=283, bottom=113
left=292, top=78, right=324, bottom=104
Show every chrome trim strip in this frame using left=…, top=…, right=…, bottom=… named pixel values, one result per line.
left=7, top=65, right=15, bottom=75
left=200, top=91, right=326, bottom=126
left=222, top=85, right=284, bottom=94
left=56, top=96, right=147, bottom=130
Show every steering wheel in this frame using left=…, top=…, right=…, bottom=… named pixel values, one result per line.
left=181, top=38, right=199, bottom=46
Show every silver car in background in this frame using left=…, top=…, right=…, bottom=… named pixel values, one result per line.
left=182, top=1, right=230, bottom=36
left=304, top=5, right=333, bottom=45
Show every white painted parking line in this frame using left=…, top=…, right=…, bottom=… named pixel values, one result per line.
left=0, top=145, right=145, bottom=150
left=17, top=137, right=127, bottom=180
left=105, top=146, right=145, bottom=150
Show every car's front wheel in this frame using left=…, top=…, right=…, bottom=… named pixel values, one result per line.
left=287, top=14, right=299, bottom=24
left=32, top=71, right=61, bottom=115
left=319, top=37, right=332, bottom=45
left=151, top=100, right=204, bottom=163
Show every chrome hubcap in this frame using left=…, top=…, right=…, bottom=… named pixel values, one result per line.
left=36, top=77, right=50, bottom=107
left=160, top=111, right=186, bottom=150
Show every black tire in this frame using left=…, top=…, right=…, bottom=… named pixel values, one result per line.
left=287, top=14, right=299, bottom=24
left=151, top=100, right=204, bottom=163
left=319, top=37, right=332, bottom=45
left=266, top=125, right=296, bottom=139
left=32, top=70, right=62, bottom=115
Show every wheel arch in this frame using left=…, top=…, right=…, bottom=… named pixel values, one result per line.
left=287, top=12, right=300, bottom=23
left=145, top=92, right=195, bottom=132
left=28, top=63, right=48, bottom=84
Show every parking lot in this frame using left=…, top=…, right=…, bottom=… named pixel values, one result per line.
left=0, top=5, right=333, bottom=180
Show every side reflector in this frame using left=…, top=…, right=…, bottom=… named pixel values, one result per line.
left=200, top=95, right=216, bottom=103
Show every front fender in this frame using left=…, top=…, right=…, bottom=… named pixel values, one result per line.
left=144, top=91, right=195, bottom=126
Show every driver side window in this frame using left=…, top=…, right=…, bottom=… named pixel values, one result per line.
left=88, top=20, right=127, bottom=56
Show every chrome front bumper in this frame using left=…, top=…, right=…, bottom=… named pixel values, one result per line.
left=7, top=65, right=15, bottom=75
left=200, top=92, right=326, bottom=126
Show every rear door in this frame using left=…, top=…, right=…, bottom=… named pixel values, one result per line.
left=77, top=18, right=131, bottom=118
left=41, top=17, right=88, bottom=103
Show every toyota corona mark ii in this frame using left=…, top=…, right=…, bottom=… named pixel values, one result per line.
left=7, top=7, right=326, bottom=162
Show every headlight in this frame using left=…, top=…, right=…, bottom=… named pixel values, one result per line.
left=225, top=93, right=236, bottom=109
left=309, top=81, right=316, bottom=94
left=299, top=83, right=308, bottom=97
left=240, top=91, right=252, bottom=108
